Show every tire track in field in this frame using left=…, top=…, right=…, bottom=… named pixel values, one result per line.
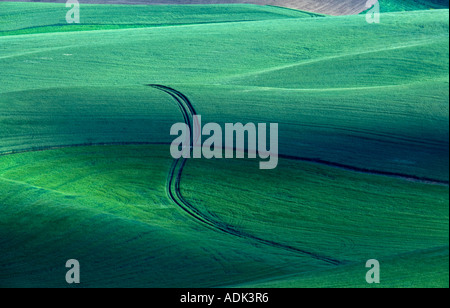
left=147, top=84, right=344, bottom=266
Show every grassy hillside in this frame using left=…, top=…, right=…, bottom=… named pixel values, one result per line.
left=0, top=2, right=319, bottom=35
left=1, top=4, right=448, bottom=181
left=182, top=155, right=449, bottom=263
left=239, top=246, right=449, bottom=287
left=0, top=0, right=375, bottom=15
left=0, top=145, right=447, bottom=287
left=1, top=146, right=332, bottom=287
left=0, top=86, right=180, bottom=153
left=364, top=0, right=449, bottom=13
left=0, top=2, right=448, bottom=287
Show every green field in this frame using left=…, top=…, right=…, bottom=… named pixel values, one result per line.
left=364, top=0, right=449, bottom=13
left=0, top=2, right=321, bottom=36
left=0, top=1, right=448, bottom=288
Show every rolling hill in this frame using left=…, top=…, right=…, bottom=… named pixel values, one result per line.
left=0, top=0, right=371, bottom=15
left=6, top=0, right=450, bottom=15
left=0, top=1, right=448, bottom=287
left=367, top=0, right=449, bottom=12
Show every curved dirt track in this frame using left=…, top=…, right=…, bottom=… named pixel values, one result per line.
left=7, top=0, right=370, bottom=15
left=148, top=84, right=345, bottom=266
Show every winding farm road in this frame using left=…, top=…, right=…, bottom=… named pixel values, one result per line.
left=147, top=84, right=345, bottom=266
